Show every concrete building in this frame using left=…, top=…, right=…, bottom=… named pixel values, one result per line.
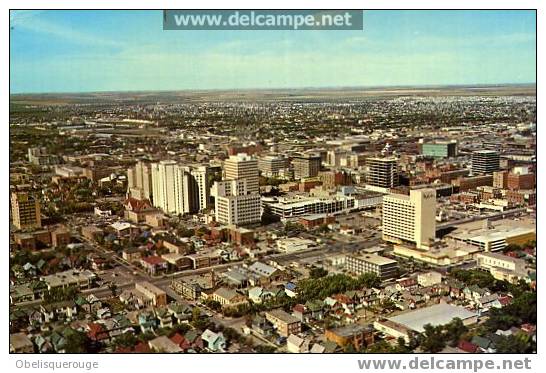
left=493, top=171, right=509, bottom=189
left=291, top=153, right=321, bottom=180
left=366, top=157, right=398, bottom=189
left=224, top=153, right=259, bottom=194
left=472, top=150, right=500, bottom=175
left=11, top=192, right=41, bottom=230
left=476, top=252, right=529, bottom=283
left=151, top=161, right=198, bottom=215
left=127, top=160, right=153, bottom=201
left=212, top=179, right=261, bottom=226
left=262, top=195, right=355, bottom=220
left=382, top=189, right=436, bottom=249
left=258, top=155, right=290, bottom=177
left=325, top=324, right=374, bottom=350
left=345, top=254, right=399, bottom=280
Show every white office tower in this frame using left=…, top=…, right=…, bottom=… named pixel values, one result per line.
left=211, top=179, right=261, bottom=226
left=127, top=160, right=153, bottom=201
left=224, top=153, right=260, bottom=194
left=382, top=189, right=436, bottom=249
left=151, top=161, right=197, bottom=215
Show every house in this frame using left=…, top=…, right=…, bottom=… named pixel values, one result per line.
left=10, top=333, right=34, bottom=353
left=471, top=335, right=495, bottom=353
left=138, top=311, right=158, bottom=333
left=248, top=261, right=281, bottom=283
left=148, top=335, right=183, bottom=353
left=463, top=285, right=491, bottom=302
left=284, top=282, right=298, bottom=298
left=40, top=301, right=78, bottom=323
left=184, top=330, right=204, bottom=350
left=287, top=334, right=310, bottom=353
left=201, top=329, right=226, bottom=352
left=292, top=304, right=310, bottom=322
left=251, top=316, right=274, bottom=337
left=248, top=286, right=275, bottom=304
left=211, top=287, right=248, bottom=308
left=457, top=340, right=479, bottom=353
left=167, top=303, right=193, bottom=323
left=140, top=256, right=168, bottom=275
left=154, top=308, right=173, bottom=328
left=170, top=333, right=191, bottom=351
left=305, top=299, right=325, bottom=320
left=122, top=247, right=143, bottom=262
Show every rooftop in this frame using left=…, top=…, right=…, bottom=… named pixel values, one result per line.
left=388, top=303, right=477, bottom=333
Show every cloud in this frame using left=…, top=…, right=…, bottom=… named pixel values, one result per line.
left=12, top=12, right=122, bottom=48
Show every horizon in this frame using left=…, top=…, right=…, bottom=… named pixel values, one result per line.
left=9, top=82, right=538, bottom=97
left=10, top=10, right=536, bottom=94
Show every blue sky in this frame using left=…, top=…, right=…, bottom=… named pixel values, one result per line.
left=10, top=10, right=536, bottom=93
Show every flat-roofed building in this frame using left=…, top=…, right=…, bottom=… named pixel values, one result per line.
left=135, top=281, right=167, bottom=307
left=291, top=153, right=321, bottom=180
left=382, top=189, right=436, bottom=249
left=345, top=254, right=399, bottom=280
left=366, top=157, right=398, bottom=189
left=224, top=153, right=259, bottom=194
left=11, top=192, right=41, bottom=230
left=265, top=309, right=302, bottom=337
left=421, top=140, right=457, bottom=158
left=472, top=150, right=500, bottom=175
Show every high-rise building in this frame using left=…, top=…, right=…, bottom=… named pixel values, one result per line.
left=472, top=150, right=500, bottom=175
left=421, top=141, right=458, bottom=158
left=224, top=153, right=260, bottom=194
left=382, top=189, right=436, bottom=249
left=151, top=161, right=197, bottom=215
left=11, top=192, right=41, bottom=230
left=366, top=157, right=399, bottom=189
left=191, top=166, right=211, bottom=211
left=291, top=153, right=321, bottom=180
left=258, top=155, right=289, bottom=178
left=211, top=179, right=261, bottom=226
left=127, top=160, right=153, bottom=201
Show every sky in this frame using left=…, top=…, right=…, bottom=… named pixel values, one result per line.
left=9, top=10, right=536, bottom=93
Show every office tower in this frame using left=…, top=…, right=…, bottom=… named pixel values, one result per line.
left=224, top=153, right=260, bottom=193
left=211, top=179, right=261, bottom=226
left=366, top=157, right=399, bottom=189
left=421, top=140, right=458, bottom=158
left=291, top=153, right=321, bottom=180
left=127, top=160, right=153, bottom=201
left=382, top=189, right=436, bottom=249
left=472, top=150, right=500, bottom=175
left=11, top=192, right=41, bottom=230
left=258, top=155, right=290, bottom=177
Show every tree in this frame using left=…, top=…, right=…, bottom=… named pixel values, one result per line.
left=495, top=333, right=534, bottom=353
left=444, top=318, right=468, bottom=346
left=358, top=273, right=381, bottom=289
left=420, top=324, right=446, bottom=353
left=309, top=266, right=328, bottom=279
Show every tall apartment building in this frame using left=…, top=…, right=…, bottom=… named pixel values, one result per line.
left=258, top=155, right=289, bottom=177
left=27, top=147, right=59, bottom=166
left=224, top=153, right=259, bottom=194
left=151, top=161, right=196, bottom=215
left=291, top=153, right=321, bottom=180
left=191, top=166, right=211, bottom=211
left=11, top=192, right=41, bottom=230
left=382, top=189, right=436, bottom=249
left=366, top=157, right=399, bottom=189
left=127, top=160, right=153, bottom=201
left=211, top=179, right=261, bottom=226
left=472, top=150, right=500, bottom=175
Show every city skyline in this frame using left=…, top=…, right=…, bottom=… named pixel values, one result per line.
left=10, top=10, right=536, bottom=93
